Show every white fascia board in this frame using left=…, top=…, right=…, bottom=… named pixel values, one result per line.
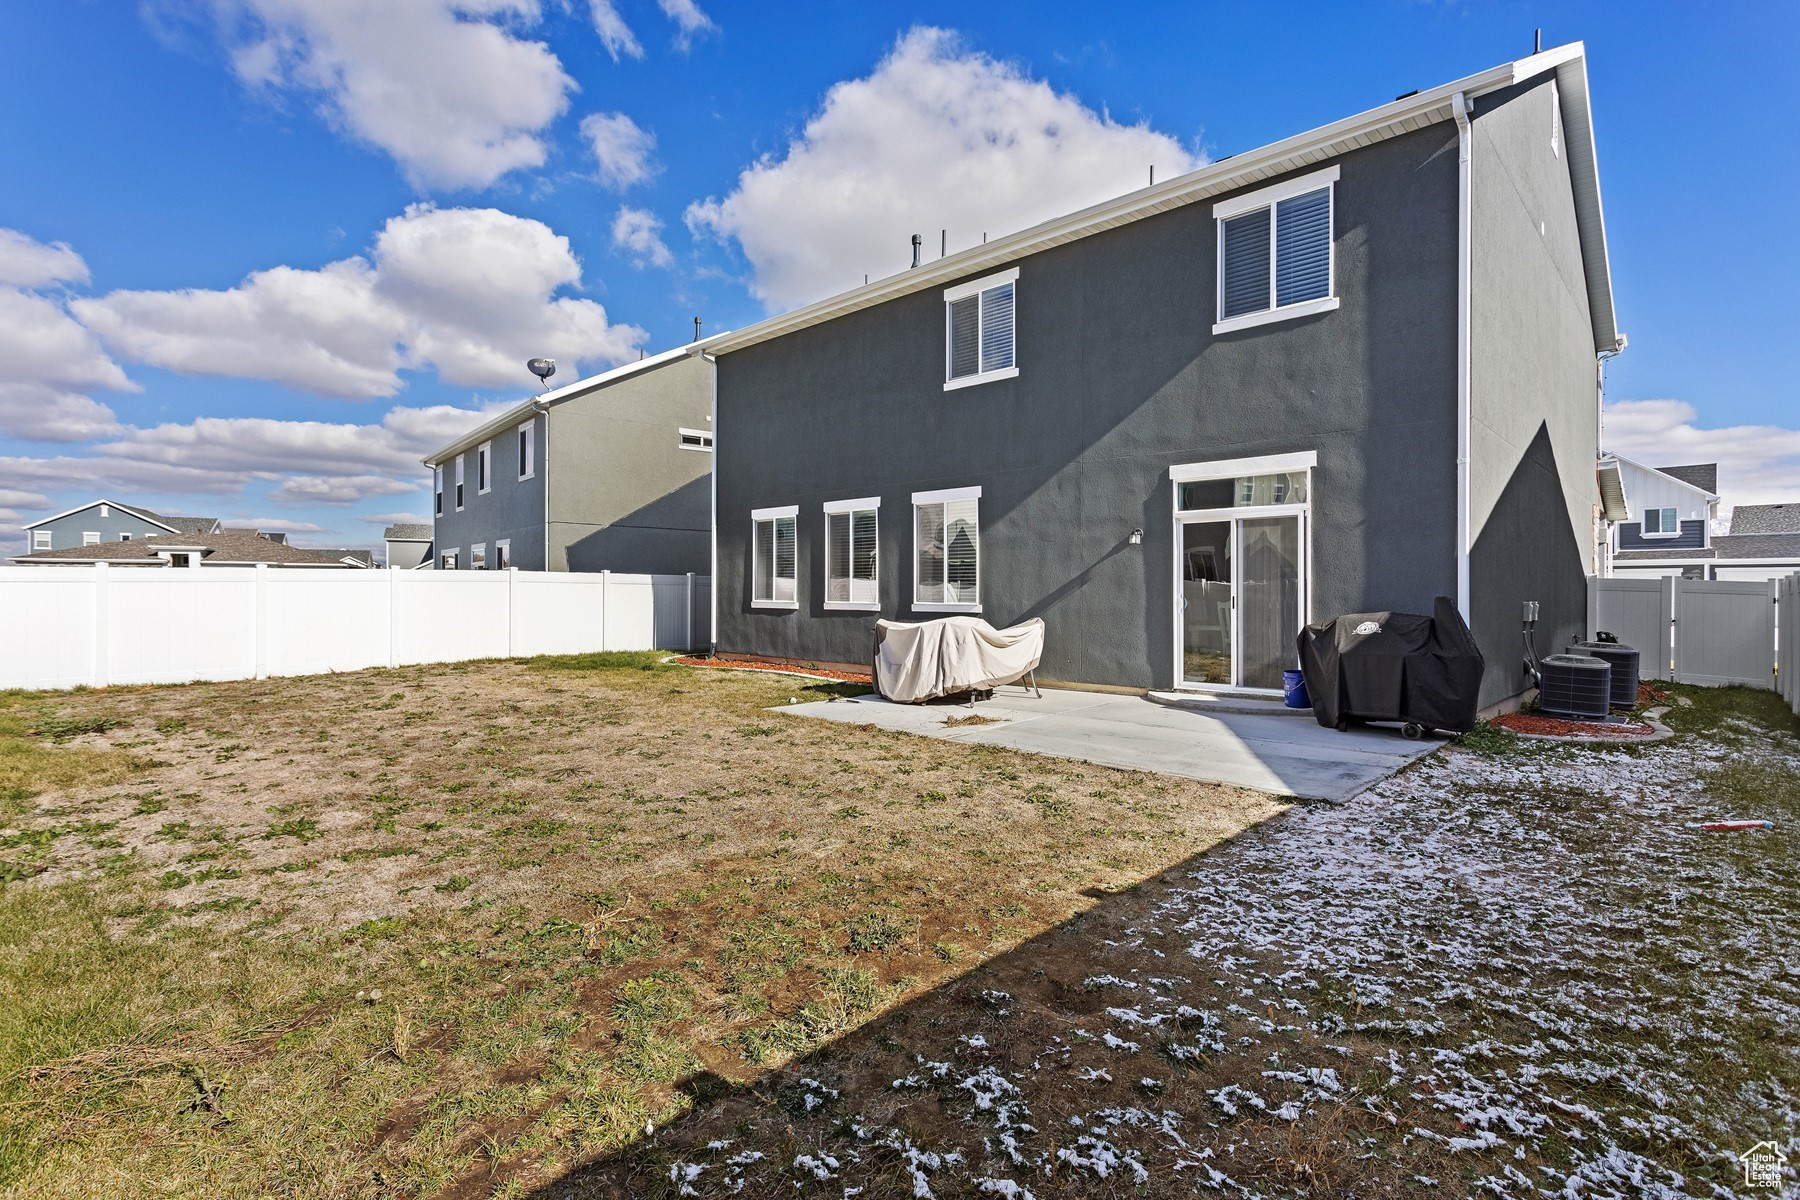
left=751, top=504, right=798, bottom=521
left=23, top=498, right=180, bottom=534
left=1170, top=451, right=1317, bottom=484
left=698, top=52, right=1600, bottom=357
left=1606, top=453, right=1721, bottom=502
left=823, top=496, right=881, bottom=515
left=912, top=485, right=982, bottom=506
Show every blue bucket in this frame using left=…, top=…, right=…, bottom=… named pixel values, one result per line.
left=1282, top=669, right=1310, bottom=709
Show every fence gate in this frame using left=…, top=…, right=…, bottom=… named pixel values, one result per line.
left=1673, top=579, right=1776, bottom=688
left=1586, top=576, right=1672, bottom=680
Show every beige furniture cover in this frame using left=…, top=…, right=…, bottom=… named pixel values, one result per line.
left=874, top=615, right=1045, bottom=703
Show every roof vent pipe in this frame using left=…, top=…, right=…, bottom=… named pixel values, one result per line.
left=910, top=234, right=921, bottom=268
left=693, top=316, right=702, bottom=343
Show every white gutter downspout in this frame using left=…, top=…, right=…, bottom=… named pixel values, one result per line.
left=702, top=352, right=718, bottom=654
left=532, top=399, right=550, bottom=571
left=1452, top=91, right=1473, bottom=621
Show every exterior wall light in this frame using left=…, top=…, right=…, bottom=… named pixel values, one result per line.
left=1128, top=528, right=1144, bottom=545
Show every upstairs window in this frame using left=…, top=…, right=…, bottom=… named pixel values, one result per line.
left=1643, top=507, right=1680, bottom=536
left=751, top=506, right=798, bottom=608
left=31, top=530, right=50, bottom=550
left=518, top=423, right=535, bottom=479
left=83, top=531, right=100, bottom=545
left=454, top=455, right=465, bottom=510
left=824, top=498, right=879, bottom=609
left=1214, top=165, right=1339, bottom=334
left=477, top=441, right=491, bottom=494
left=945, top=268, right=1018, bottom=390
left=913, top=486, right=980, bottom=610
left=679, top=428, right=713, bottom=452
left=434, top=465, right=444, bottom=516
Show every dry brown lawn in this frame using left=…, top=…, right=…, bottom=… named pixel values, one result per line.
left=0, top=655, right=1282, bottom=1198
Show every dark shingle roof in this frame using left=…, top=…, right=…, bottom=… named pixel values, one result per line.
left=9, top=530, right=354, bottom=566
left=1728, top=503, right=1800, bottom=536
left=384, top=524, right=433, bottom=541
left=1654, top=463, right=1718, bottom=494
left=1612, top=547, right=1715, bottom=561
left=108, top=502, right=220, bottom=533
left=311, top=548, right=376, bottom=566
left=1712, top=533, right=1800, bottom=561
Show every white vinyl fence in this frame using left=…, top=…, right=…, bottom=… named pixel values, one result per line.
left=0, top=565, right=712, bottom=692
left=1589, top=573, right=1792, bottom=692
left=1782, top=573, right=1800, bottom=717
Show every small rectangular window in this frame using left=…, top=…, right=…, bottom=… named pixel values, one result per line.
left=944, top=268, right=1019, bottom=390
left=496, top=540, right=512, bottom=569
left=100, top=504, right=110, bottom=518
left=119, top=533, right=131, bottom=541
left=1213, top=166, right=1338, bottom=334
left=472, top=543, right=487, bottom=570
left=441, top=549, right=459, bottom=570
left=31, top=530, right=50, bottom=550
left=454, top=456, right=465, bottom=510
left=913, top=488, right=980, bottom=609
left=518, top=423, right=534, bottom=479
left=1644, top=507, right=1679, bottom=536
left=477, top=442, right=491, bottom=494
left=751, top=507, right=798, bottom=607
left=434, top=465, right=444, bottom=515
left=83, top=531, right=100, bottom=546
left=678, top=428, right=714, bottom=451
left=825, top=498, right=879, bottom=609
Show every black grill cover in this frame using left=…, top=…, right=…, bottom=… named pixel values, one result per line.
left=1296, top=596, right=1486, bottom=733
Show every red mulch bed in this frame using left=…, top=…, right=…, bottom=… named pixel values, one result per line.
left=671, top=655, right=872, bottom=684
left=1492, top=712, right=1656, bottom=739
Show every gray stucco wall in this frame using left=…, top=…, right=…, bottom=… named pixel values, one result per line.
left=1468, top=75, right=1602, bottom=706
left=431, top=413, right=547, bottom=569
left=27, top=505, right=173, bottom=551
left=716, top=124, right=1463, bottom=688
left=548, top=351, right=713, bottom=576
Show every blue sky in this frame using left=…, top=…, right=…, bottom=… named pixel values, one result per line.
left=2, top=1, right=1795, bottom=554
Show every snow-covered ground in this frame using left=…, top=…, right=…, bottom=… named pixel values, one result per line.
left=588, top=706, right=1800, bottom=1198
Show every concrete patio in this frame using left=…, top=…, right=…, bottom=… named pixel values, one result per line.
left=778, top=685, right=1444, bottom=800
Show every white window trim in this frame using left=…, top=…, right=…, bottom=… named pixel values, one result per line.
left=1642, top=507, right=1682, bottom=539
left=495, top=538, right=512, bottom=569
left=1212, top=164, right=1340, bottom=336
left=678, top=427, right=714, bottom=452
left=1170, top=452, right=1316, bottom=485
left=83, top=531, right=101, bottom=545
left=943, top=267, right=1020, bottom=391
left=454, top=455, right=465, bottom=511
left=477, top=441, right=492, bottom=495
left=442, top=548, right=460, bottom=570
left=434, top=464, right=444, bottom=515
left=517, top=422, right=535, bottom=480
left=912, top=487, right=982, bottom=614
left=823, top=497, right=881, bottom=612
left=32, top=531, right=51, bottom=550
left=751, top=506, right=799, bottom=609
left=472, top=542, right=487, bottom=570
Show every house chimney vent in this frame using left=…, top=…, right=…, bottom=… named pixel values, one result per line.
left=910, top=234, right=921, bottom=269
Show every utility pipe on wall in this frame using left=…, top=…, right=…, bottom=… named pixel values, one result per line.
left=1452, top=91, right=1473, bottom=622
left=532, top=398, right=550, bottom=571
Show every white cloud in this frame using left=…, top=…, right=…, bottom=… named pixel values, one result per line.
left=1605, top=398, right=1800, bottom=520
left=270, top=475, right=425, bottom=505
left=587, top=0, right=642, bottom=61
left=73, top=205, right=645, bottom=399
left=686, top=26, right=1203, bottom=311
left=655, top=0, right=715, bottom=48
left=362, top=511, right=432, bottom=525
left=0, top=231, right=135, bottom=442
left=580, top=111, right=658, bottom=189
left=0, top=228, right=89, bottom=288
left=611, top=206, right=673, bottom=269
left=229, top=517, right=327, bottom=532
left=214, top=0, right=574, bottom=190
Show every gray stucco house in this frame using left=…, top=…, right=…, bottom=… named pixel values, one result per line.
left=383, top=523, right=434, bottom=570
left=21, top=500, right=221, bottom=554
left=705, top=43, right=1622, bottom=710
left=424, top=346, right=714, bottom=575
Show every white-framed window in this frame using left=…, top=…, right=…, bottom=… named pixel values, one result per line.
left=83, top=531, right=100, bottom=546
left=751, top=505, right=798, bottom=608
left=1213, top=164, right=1339, bottom=335
left=517, top=423, right=534, bottom=480
left=434, top=464, right=444, bottom=516
left=119, top=533, right=131, bottom=541
left=477, top=441, right=491, bottom=494
left=824, top=497, right=880, bottom=610
left=442, top=549, right=459, bottom=570
left=944, top=267, right=1018, bottom=390
left=472, top=543, right=487, bottom=570
left=1643, top=507, right=1680, bottom=537
left=31, top=530, right=50, bottom=550
left=495, top=539, right=512, bottom=569
left=913, top=486, right=980, bottom=611
left=678, top=427, right=713, bottom=452
left=167, top=552, right=193, bottom=568
left=454, top=455, right=465, bottom=510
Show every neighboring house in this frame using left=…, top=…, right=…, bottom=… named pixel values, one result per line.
left=1604, top=457, right=1720, bottom=577
left=705, top=43, right=1621, bottom=710
left=424, top=345, right=714, bottom=575
left=8, top=530, right=362, bottom=568
left=1707, top=502, right=1800, bottom=581
left=383, top=524, right=434, bottom=570
left=313, top=548, right=375, bottom=568
left=21, top=499, right=222, bottom=553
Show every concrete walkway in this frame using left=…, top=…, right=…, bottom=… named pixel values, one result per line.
left=779, top=685, right=1443, bottom=800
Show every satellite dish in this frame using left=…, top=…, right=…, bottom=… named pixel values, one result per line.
left=527, top=358, right=556, bottom=390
